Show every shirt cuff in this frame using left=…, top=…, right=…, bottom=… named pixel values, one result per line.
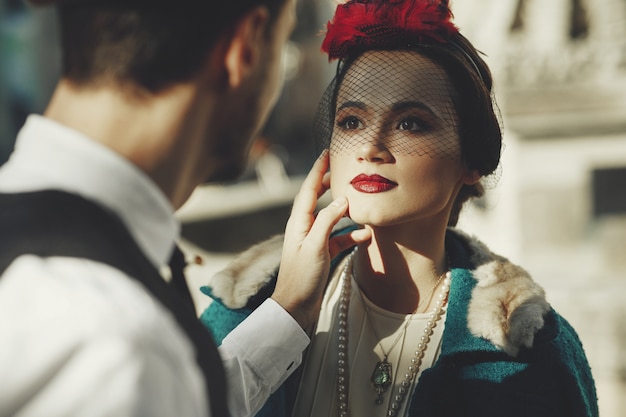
left=221, top=298, right=310, bottom=386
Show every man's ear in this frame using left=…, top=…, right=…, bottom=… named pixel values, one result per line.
left=223, top=6, right=270, bottom=88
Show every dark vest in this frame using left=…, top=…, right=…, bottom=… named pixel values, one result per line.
left=0, top=190, right=229, bottom=416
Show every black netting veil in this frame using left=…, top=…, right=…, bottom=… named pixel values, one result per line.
left=314, top=48, right=462, bottom=161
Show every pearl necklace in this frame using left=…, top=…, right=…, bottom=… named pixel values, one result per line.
left=336, top=250, right=451, bottom=417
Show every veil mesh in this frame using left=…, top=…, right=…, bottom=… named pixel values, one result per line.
left=313, top=48, right=462, bottom=163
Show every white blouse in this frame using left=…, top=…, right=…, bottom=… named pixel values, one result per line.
left=293, top=256, right=447, bottom=417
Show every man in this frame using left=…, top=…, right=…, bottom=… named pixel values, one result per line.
left=0, top=1, right=370, bottom=416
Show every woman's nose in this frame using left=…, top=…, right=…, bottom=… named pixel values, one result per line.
left=356, top=134, right=394, bottom=163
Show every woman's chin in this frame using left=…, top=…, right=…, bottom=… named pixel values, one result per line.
left=348, top=211, right=389, bottom=227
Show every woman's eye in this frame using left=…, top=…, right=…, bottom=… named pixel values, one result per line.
left=338, top=116, right=363, bottom=130
left=397, top=118, right=426, bottom=131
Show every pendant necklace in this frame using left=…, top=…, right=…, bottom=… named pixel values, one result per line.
left=336, top=248, right=451, bottom=417
left=360, top=290, right=411, bottom=405
left=356, top=267, right=447, bottom=405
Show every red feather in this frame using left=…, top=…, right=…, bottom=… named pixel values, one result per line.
left=321, top=0, right=458, bottom=61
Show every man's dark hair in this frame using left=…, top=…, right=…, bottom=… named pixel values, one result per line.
left=52, top=0, right=286, bottom=93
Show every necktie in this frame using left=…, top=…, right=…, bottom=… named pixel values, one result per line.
left=168, top=244, right=196, bottom=310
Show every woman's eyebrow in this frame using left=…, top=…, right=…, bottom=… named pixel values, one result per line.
left=338, top=100, right=441, bottom=120
left=337, top=101, right=366, bottom=111
left=391, top=101, right=439, bottom=119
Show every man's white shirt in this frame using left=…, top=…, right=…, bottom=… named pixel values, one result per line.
left=0, top=115, right=308, bottom=417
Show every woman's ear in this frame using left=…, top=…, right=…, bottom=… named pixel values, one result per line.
left=222, top=6, right=270, bottom=88
left=462, top=168, right=482, bottom=185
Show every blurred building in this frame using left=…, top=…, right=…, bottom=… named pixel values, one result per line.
left=454, top=1, right=626, bottom=416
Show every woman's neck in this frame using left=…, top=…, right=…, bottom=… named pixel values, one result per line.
left=352, top=224, right=448, bottom=314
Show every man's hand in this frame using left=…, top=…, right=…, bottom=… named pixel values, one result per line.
left=271, top=150, right=371, bottom=331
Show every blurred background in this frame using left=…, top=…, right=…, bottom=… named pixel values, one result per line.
left=1, top=0, right=625, bottom=415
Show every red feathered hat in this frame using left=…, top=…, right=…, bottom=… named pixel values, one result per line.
left=321, top=0, right=459, bottom=61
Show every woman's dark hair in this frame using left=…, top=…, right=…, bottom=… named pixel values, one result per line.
left=419, top=32, right=502, bottom=226
left=53, top=0, right=287, bottom=93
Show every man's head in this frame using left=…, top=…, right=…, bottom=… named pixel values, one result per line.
left=28, top=0, right=290, bottom=94
left=30, top=0, right=296, bottom=196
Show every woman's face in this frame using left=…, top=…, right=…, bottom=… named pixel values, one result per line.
left=329, top=50, right=477, bottom=227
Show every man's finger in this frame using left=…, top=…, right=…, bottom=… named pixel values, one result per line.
left=305, top=197, right=349, bottom=249
left=290, top=151, right=329, bottom=216
left=329, top=228, right=372, bottom=259
left=286, top=151, right=331, bottom=236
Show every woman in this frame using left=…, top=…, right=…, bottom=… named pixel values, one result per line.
left=199, top=0, right=598, bottom=416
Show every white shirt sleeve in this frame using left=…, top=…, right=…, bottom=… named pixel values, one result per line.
left=219, top=298, right=310, bottom=417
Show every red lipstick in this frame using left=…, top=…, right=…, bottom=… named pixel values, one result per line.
left=350, top=174, right=397, bottom=193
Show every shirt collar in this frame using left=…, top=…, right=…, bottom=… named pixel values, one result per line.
left=0, top=114, right=179, bottom=268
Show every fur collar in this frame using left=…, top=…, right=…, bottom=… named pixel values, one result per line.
left=207, top=234, right=284, bottom=309
left=458, top=229, right=550, bottom=356
left=205, top=230, right=550, bottom=357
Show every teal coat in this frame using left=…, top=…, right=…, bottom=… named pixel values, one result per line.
left=200, top=229, right=598, bottom=417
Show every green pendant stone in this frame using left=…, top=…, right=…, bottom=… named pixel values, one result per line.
left=371, top=360, right=392, bottom=389
left=373, top=371, right=390, bottom=385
